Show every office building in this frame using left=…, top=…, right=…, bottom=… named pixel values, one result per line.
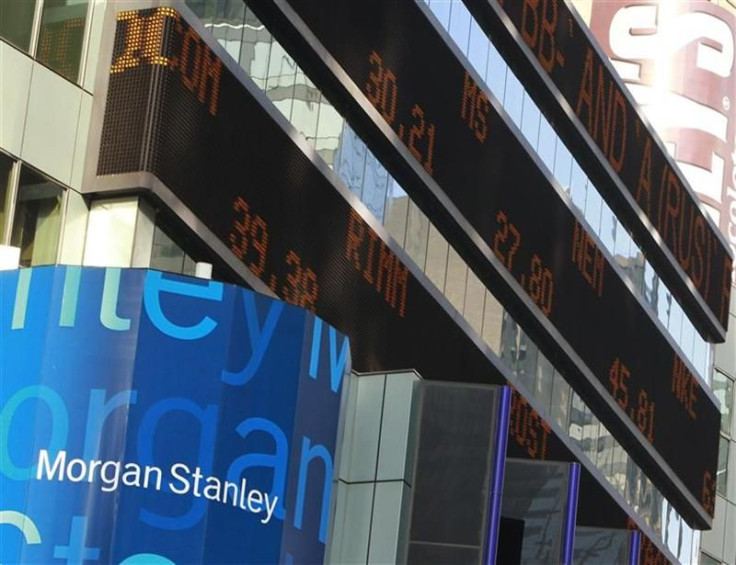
left=0, top=0, right=734, bottom=562
left=580, top=2, right=736, bottom=563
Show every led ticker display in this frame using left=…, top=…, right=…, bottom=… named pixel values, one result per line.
left=95, top=9, right=597, bottom=506
left=462, top=0, right=732, bottom=341
left=256, top=0, right=720, bottom=521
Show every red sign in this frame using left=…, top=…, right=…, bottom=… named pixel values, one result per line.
left=590, top=1, right=736, bottom=287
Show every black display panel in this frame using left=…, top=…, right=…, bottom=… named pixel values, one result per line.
left=404, top=383, right=504, bottom=563
left=463, top=0, right=732, bottom=341
left=97, top=7, right=500, bottom=394
left=250, top=0, right=720, bottom=521
left=96, top=6, right=714, bottom=528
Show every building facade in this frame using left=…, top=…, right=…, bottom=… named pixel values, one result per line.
left=578, top=2, right=736, bottom=563
left=0, top=0, right=733, bottom=562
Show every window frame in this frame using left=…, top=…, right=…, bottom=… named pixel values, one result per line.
left=0, top=152, right=70, bottom=266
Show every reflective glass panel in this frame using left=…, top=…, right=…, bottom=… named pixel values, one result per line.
left=700, top=553, right=720, bottom=565
left=0, top=153, right=14, bottom=242
left=0, top=0, right=37, bottom=51
left=150, top=224, right=186, bottom=274
left=10, top=166, right=63, bottom=266
left=36, top=0, right=89, bottom=82
left=447, top=1, right=471, bottom=54
left=466, top=21, right=488, bottom=78
left=717, top=435, right=729, bottom=495
left=713, top=370, right=733, bottom=435
left=549, top=370, right=571, bottom=431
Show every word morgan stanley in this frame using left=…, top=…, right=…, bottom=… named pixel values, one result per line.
left=35, top=450, right=279, bottom=524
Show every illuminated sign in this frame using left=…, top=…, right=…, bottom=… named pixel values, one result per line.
left=0, top=266, right=348, bottom=563
left=95, top=8, right=510, bottom=433
left=463, top=0, right=732, bottom=340
left=254, top=0, right=720, bottom=520
left=589, top=0, right=736, bottom=289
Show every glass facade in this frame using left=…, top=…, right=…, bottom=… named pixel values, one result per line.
left=0, top=153, right=68, bottom=267
left=0, top=0, right=725, bottom=561
left=149, top=222, right=198, bottom=277
left=10, top=165, right=64, bottom=267
left=188, top=2, right=707, bottom=558
left=1, top=0, right=91, bottom=84
left=0, top=0, right=37, bottom=52
left=426, top=0, right=712, bottom=381
left=36, top=0, right=89, bottom=82
left=0, top=153, right=14, bottom=241
left=704, top=366, right=736, bottom=564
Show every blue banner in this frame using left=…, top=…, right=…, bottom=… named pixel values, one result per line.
left=0, top=266, right=350, bottom=564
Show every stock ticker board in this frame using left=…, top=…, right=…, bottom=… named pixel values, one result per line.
left=463, top=0, right=733, bottom=341
left=252, top=0, right=720, bottom=521
left=95, top=5, right=717, bottom=525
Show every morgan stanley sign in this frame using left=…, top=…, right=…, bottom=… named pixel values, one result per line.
left=0, top=266, right=350, bottom=564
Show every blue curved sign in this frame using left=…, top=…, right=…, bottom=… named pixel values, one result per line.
left=0, top=266, right=350, bottom=564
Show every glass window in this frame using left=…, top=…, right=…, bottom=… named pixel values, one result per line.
left=0, top=153, right=15, bottom=242
left=536, top=115, right=556, bottom=172
left=535, top=353, right=554, bottom=413
left=680, top=318, right=696, bottom=367
left=36, top=0, right=89, bottom=82
left=503, top=71, right=523, bottom=128
left=463, top=269, right=485, bottom=336
left=700, top=552, right=721, bottom=565
left=404, top=201, right=429, bottom=269
left=466, top=21, right=488, bottom=78
left=649, top=486, right=662, bottom=535
left=447, top=2, right=471, bottom=54
left=149, top=218, right=209, bottom=277
left=582, top=407, right=599, bottom=464
left=361, top=152, right=389, bottom=222
left=668, top=299, right=684, bottom=345
left=0, top=0, right=37, bottom=52
left=552, top=140, right=572, bottom=189
left=717, top=435, right=729, bottom=495
left=499, top=313, right=520, bottom=375
left=384, top=178, right=408, bottom=248
left=549, top=370, right=571, bottom=431
left=625, top=458, right=641, bottom=509
left=211, top=0, right=246, bottom=62
left=713, top=371, right=734, bottom=435
left=516, top=331, right=538, bottom=393
left=150, top=224, right=186, bottom=274
left=693, top=337, right=708, bottom=383
left=597, top=203, right=614, bottom=253
left=610, top=442, right=627, bottom=496
left=520, top=94, right=541, bottom=149
left=444, top=247, right=468, bottom=314
left=183, top=0, right=209, bottom=19
left=658, top=289, right=672, bottom=330
left=481, top=290, right=503, bottom=355
left=569, top=161, right=587, bottom=212
left=484, top=41, right=507, bottom=101
left=312, top=105, right=342, bottom=169
left=613, top=223, right=630, bottom=266
left=583, top=180, right=603, bottom=235
left=291, top=75, right=321, bottom=144
left=264, top=41, right=296, bottom=119
left=10, top=166, right=64, bottom=266
left=335, top=125, right=367, bottom=198
left=427, top=0, right=451, bottom=29
left=240, top=7, right=272, bottom=90
left=568, top=393, right=586, bottom=452
left=643, top=260, right=657, bottom=309
left=424, top=223, right=449, bottom=292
